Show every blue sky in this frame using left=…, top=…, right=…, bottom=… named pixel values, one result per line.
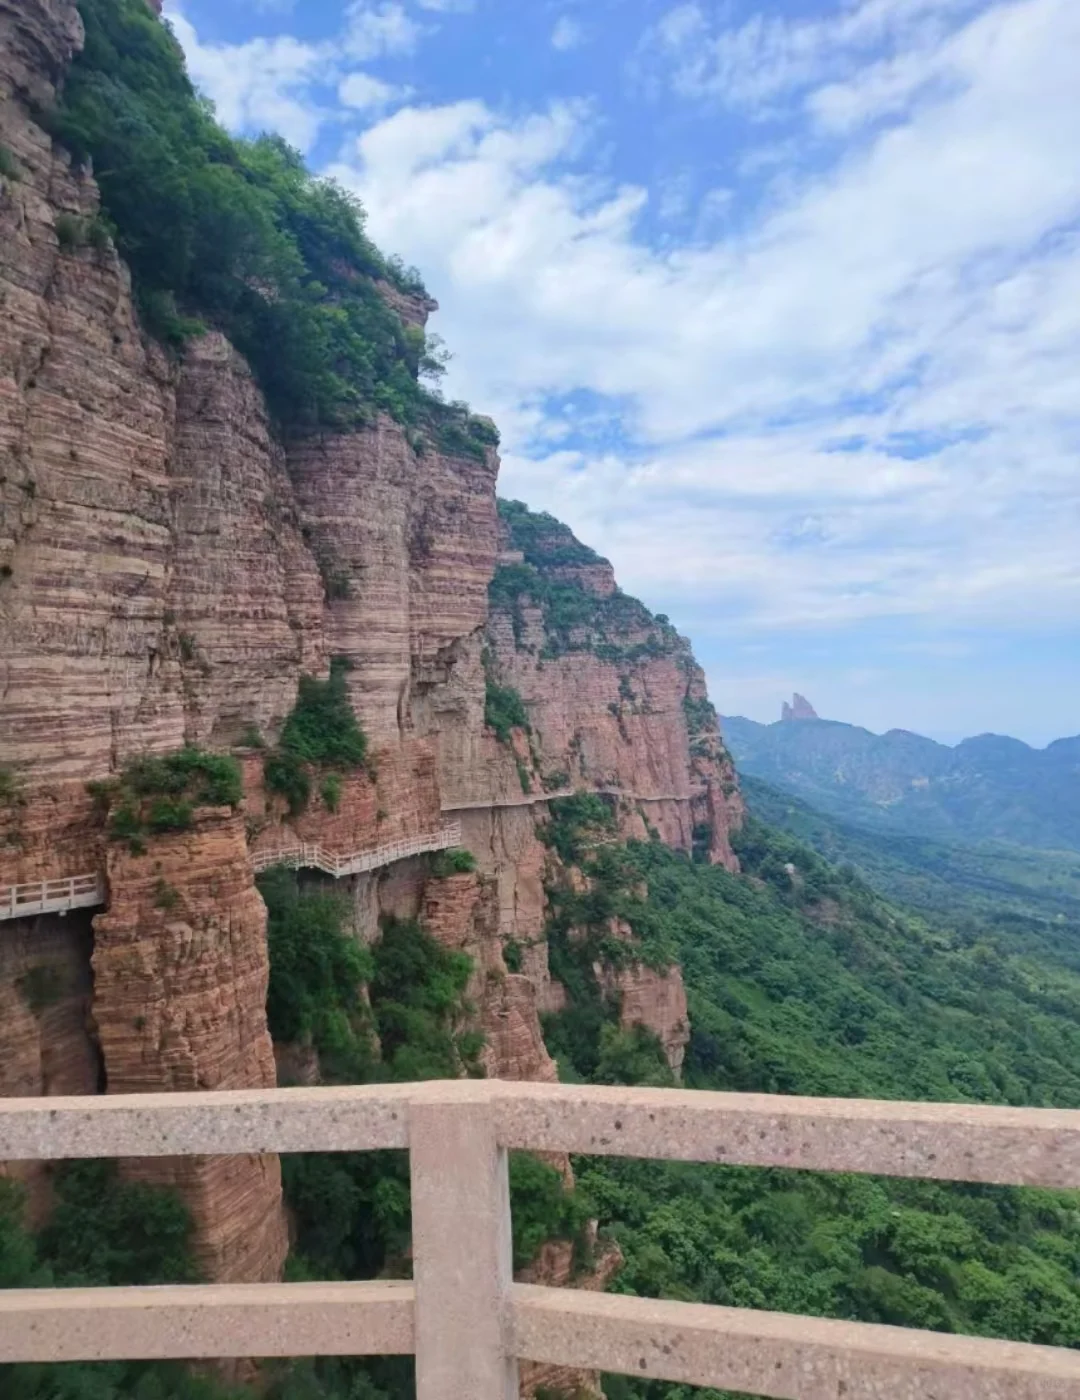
left=165, top=0, right=1080, bottom=745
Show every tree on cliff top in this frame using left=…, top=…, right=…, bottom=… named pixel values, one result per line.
left=51, top=0, right=487, bottom=445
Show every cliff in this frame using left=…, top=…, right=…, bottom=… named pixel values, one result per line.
left=0, top=3, right=742, bottom=1392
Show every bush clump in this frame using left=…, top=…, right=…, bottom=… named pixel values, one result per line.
left=484, top=676, right=530, bottom=744
left=280, top=661, right=368, bottom=767
left=103, top=747, right=242, bottom=845
left=264, top=659, right=369, bottom=816
left=431, top=847, right=478, bottom=877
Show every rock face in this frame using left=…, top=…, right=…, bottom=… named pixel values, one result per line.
left=595, top=919, right=690, bottom=1075
left=0, top=0, right=499, bottom=1283
left=486, top=507, right=743, bottom=870
left=0, top=910, right=99, bottom=1222
left=782, top=692, right=819, bottom=721
left=92, top=807, right=288, bottom=1283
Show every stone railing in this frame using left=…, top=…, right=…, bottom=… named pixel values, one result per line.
left=250, top=823, right=463, bottom=879
left=0, top=873, right=104, bottom=923
left=1, top=1080, right=1079, bottom=1397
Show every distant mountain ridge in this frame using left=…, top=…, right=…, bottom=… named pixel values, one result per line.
left=721, top=702, right=1080, bottom=851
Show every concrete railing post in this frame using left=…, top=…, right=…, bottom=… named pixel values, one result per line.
left=409, top=1089, right=518, bottom=1400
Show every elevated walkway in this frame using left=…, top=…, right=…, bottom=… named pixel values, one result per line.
left=1, top=828, right=465, bottom=923
left=0, top=875, right=105, bottom=923
left=251, top=823, right=463, bottom=878
left=442, top=785, right=708, bottom=813
left=2, top=779, right=709, bottom=921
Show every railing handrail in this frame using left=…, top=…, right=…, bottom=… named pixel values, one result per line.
left=250, top=823, right=463, bottom=879
left=1, top=1085, right=1078, bottom=1396
left=0, top=874, right=106, bottom=922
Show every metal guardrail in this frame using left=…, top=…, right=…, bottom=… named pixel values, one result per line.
left=250, top=823, right=463, bottom=878
left=0, top=874, right=105, bottom=923
left=0, top=1080, right=1078, bottom=1397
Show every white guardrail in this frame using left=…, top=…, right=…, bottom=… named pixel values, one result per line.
left=1, top=828, right=464, bottom=923
left=0, top=874, right=105, bottom=923
left=250, top=824, right=463, bottom=878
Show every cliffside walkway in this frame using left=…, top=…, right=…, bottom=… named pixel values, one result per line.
left=1, top=828, right=465, bottom=923
left=0, top=875, right=105, bottom=923
left=1, top=1080, right=1078, bottom=1397
left=442, top=784, right=708, bottom=813
left=250, top=823, right=463, bottom=879
left=1, top=780, right=711, bottom=921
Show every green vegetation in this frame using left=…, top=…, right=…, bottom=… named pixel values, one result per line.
left=0, top=1166, right=233, bottom=1400
left=484, top=674, right=530, bottom=743
left=257, top=866, right=583, bottom=1378
left=0, top=144, right=20, bottom=180
left=430, top=847, right=478, bottom=877
left=0, top=765, right=24, bottom=806
left=258, top=867, right=482, bottom=1085
left=48, top=0, right=492, bottom=451
left=264, top=660, right=368, bottom=815
left=371, top=916, right=479, bottom=1082
left=533, top=798, right=1080, bottom=1398
left=279, top=662, right=368, bottom=767
left=320, top=773, right=342, bottom=813
left=743, top=773, right=1080, bottom=932
left=54, top=211, right=112, bottom=253
left=490, top=499, right=680, bottom=663
left=15, top=964, right=67, bottom=1014
left=498, top=499, right=603, bottom=568
left=258, top=867, right=375, bottom=1082
left=102, top=747, right=243, bottom=846
left=508, top=1153, right=593, bottom=1271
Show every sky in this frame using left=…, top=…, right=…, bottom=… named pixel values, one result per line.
left=164, top=0, right=1080, bottom=746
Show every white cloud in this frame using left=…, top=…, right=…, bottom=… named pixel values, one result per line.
left=551, top=16, right=586, bottom=51
left=415, top=0, right=475, bottom=10
left=166, top=7, right=327, bottom=150
left=327, top=0, right=1080, bottom=636
left=342, top=1, right=422, bottom=61
left=645, top=0, right=987, bottom=111
left=339, top=71, right=412, bottom=112
left=166, top=0, right=427, bottom=151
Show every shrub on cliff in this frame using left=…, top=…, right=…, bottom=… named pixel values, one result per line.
left=122, top=748, right=242, bottom=807
left=279, top=662, right=368, bottom=768
left=484, top=676, right=530, bottom=743
left=101, top=746, right=242, bottom=846
left=264, top=660, right=369, bottom=815
left=431, top=847, right=478, bottom=876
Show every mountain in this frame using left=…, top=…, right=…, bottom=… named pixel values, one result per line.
left=721, top=707, right=1080, bottom=851
left=740, top=773, right=1080, bottom=942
